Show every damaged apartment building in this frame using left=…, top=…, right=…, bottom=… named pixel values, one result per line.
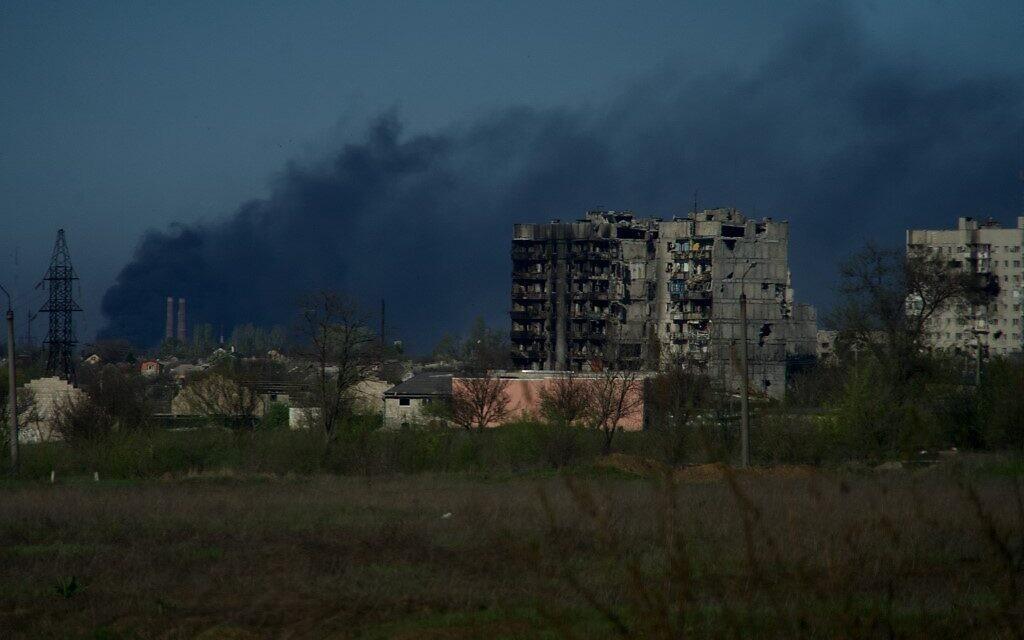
left=510, top=208, right=816, bottom=398
left=907, top=216, right=1024, bottom=356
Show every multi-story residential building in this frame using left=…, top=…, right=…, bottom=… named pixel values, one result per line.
left=907, top=216, right=1024, bottom=356
left=510, top=208, right=816, bottom=398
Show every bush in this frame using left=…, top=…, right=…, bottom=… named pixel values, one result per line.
left=977, top=357, right=1024, bottom=450
left=259, top=402, right=290, bottom=430
left=53, top=365, right=155, bottom=442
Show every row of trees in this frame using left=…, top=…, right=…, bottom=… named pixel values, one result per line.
left=427, top=367, right=645, bottom=455
left=156, top=323, right=290, bottom=359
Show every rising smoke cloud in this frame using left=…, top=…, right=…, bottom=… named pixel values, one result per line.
left=100, top=11, right=1024, bottom=350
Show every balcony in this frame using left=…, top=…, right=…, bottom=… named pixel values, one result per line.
left=570, top=331, right=607, bottom=341
left=576, top=250, right=613, bottom=261
left=510, top=330, right=545, bottom=342
left=512, top=289, right=548, bottom=301
left=572, top=290, right=610, bottom=300
left=513, top=346, right=545, bottom=360
left=670, top=288, right=712, bottom=302
left=510, top=308, right=547, bottom=321
left=511, top=246, right=547, bottom=261
left=512, top=269, right=548, bottom=281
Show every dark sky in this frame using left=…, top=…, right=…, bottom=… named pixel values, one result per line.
left=1, top=1, right=1022, bottom=351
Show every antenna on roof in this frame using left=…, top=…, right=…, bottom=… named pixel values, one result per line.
left=692, top=190, right=699, bottom=214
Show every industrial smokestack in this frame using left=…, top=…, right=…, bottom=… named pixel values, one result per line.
left=165, top=297, right=174, bottom=341
left=176, top=298, right=186, bottom=342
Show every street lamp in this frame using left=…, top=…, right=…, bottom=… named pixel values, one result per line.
left=736, top=262, right=757, bottom=469
left=0, top=284, right=16, bottom=475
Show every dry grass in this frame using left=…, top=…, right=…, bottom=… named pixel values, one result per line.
left=0, top=465, right=1021, bottom=638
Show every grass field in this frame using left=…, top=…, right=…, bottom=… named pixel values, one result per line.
left=1, top=461, right=1022, bottom=639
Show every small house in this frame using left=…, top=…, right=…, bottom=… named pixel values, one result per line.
left=382, top=372, right=452, bottom=428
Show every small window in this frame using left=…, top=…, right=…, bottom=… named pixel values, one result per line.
left=399, top=398, right=410, bottom=406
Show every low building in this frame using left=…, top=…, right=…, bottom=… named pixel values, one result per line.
left=816, top=330, right=837, bottom=363
left=453, top=370, right=647, bottom=429
left=383, top=372, right=453, bottom=428
left=18, top=377, right=86, bottom=443
left=383, top=370, right=648, bottom=430
left=351, top=377, right=391, bottom=415
left=140, top=360, right=162, bottom=376
left=171, top=374, right=266, bottom=420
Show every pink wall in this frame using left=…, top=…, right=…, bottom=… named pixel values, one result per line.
left=452, top=376, right=645, bottom=430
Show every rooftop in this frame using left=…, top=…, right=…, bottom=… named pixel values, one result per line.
left=384, top=372, right=453, bottom=397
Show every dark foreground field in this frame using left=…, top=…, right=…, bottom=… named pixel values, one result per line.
left=2, top=463, right=1022, bottom=639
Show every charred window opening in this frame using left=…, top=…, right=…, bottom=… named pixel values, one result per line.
left=758, top=323, right=772, bottom=346
left=722, top=225, right=745, bottom=238
left=722, top=238, right=737, bottom=250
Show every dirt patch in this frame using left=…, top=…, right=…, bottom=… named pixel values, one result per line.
left=594, top=453, right=670, bottom=477
left=674, top=462, right=819, bottom=483
left=596, top=455, right=819, bottom=481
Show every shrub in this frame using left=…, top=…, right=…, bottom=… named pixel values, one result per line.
left=977, top=357, right=1024, bottom=450
left=259, top=402, right=290, bottom=430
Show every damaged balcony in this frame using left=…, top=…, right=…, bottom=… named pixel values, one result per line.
left=512, top=287, right=548, bottom=301
left=510, top=306, right=547, bottom=320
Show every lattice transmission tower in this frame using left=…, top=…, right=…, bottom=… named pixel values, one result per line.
left=39, top=229, right=81, bottom=381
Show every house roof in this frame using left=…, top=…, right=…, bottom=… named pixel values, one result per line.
left=384, top=372, right=452, bottom=397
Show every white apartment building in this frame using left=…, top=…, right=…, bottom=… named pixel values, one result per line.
left=907, top=216, right=1024, bottom=356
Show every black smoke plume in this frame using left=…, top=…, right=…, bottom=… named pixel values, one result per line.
left=100, top=12, right=1024, bottom=350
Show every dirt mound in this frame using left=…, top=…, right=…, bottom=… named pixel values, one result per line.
left=594, top=453, right=670, bottom=477
left=674, top=463, right=819, bottom=482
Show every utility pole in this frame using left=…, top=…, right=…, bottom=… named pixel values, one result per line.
left=380, top=298, right=386, bottom=367
left=1, top=285, right=17, bottom=475
left=736, top=261, right=756, bottom=469
left=973, top=328, right=988, bottom=386
left=739, top=291, right=750, bottom=469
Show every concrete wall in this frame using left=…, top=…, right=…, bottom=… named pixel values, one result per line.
left=383, top=396, right=438, bottom=428
left=452, top=375, right=645, bottom=430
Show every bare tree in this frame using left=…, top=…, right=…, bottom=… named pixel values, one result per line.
left=586, top=369, right=643, bottom=454
left=296, top=291, right=379, bottom=439
left=646, top=358, right=715, bottom=464
left=584, top=332, right=646, bottom=454
left=450, top=373, right=511, bottom=431
left=53, top=365, right=154, bottom=441
left=3, top=389, right=38, bottom=441
left=176, top=365, right=262, bottom=430
left=831, top=244, right=996, bottom=382
left=538, top=372, right=590, bottom=427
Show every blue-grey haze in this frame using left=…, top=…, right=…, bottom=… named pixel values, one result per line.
left=1, top=1, right=1021, bottom=350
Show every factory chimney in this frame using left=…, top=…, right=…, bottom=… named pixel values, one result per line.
left=165, top=297, right=175, bottom=341
left=176, top=298, right=187, bottom=342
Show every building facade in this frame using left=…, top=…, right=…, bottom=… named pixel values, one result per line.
left=907, top=216, right=1024, bottom=356
left=510, top=209, right=816, bottom=397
